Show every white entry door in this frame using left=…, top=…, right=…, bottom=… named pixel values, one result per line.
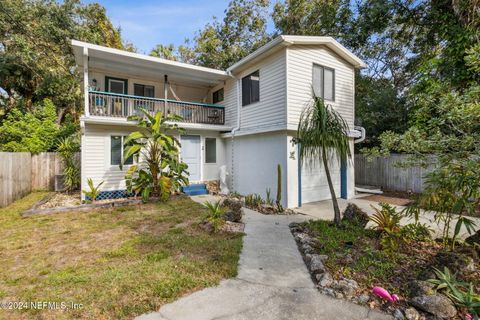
left=181, top=135, right=201, bottom=181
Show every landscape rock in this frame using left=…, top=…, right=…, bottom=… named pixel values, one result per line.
left=335, top=292, right=345, bottom=299
left=409, top=280, right=435, bottom=297
left=465, top=230, right=480, bottom=247
left=220, top=221, right=245, bottom=233
left=320, top=288, right=336, bottom=297
left=393, top=309, right=404, bottom=320
left=316, top=272, right=334, bottom=287
left=302, top=243, right=315, bottom=254
left=410, top=294, right=457, bottom=319
left=333, top=279, right=358, bottom=298
left=358, top=294, right=370, bottom=304
left=222, top=198, right=243, bottom=222
left=199, top=221, right=214, bottom=233
left=308, top=255, right=326, bottom=274
left=341, top=203, right=369, bottom=228
left=404, top=307, right=421, bottom=320
left=433, top=251, right=475, bottom=275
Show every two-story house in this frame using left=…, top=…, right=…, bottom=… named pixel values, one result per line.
left=71, top=35, right=366, bottom=208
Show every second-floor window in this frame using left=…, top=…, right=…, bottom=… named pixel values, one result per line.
left=134, top=84, right=155, bottom=97
left=242, top=70, right=260, bottom=106
left=313, top=64, right=335, bottom=101
left=213, top=88, right=224, bottom=104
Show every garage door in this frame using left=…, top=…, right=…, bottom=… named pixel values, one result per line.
left=301, top=156, right=341, bottom=204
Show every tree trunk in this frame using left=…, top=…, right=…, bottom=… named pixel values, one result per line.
left=322, top=146, right=341, bottom=225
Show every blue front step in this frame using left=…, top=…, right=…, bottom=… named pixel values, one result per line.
left=182, top=184, right=208, bottom=196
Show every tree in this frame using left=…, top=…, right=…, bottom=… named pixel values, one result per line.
left=0, top=0, right=126, bottom=122
left=296, top=96, right=351, bottom=226
left=123, top=109, right=189, bottom=202
left=188, top=0, right=270, bottom=69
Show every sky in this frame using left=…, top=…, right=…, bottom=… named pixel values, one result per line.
left=84, top=0, right=236, bottom=54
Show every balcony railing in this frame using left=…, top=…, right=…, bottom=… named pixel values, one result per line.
left=88, top=91, right=225, bottom=125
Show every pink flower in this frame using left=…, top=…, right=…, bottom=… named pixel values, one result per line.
left=372, top=287, right=399, bottom=302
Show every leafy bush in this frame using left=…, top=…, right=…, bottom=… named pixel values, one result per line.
left=203, top=201, right=225, bottom=232
left=400, top=223, right=432, bottom=242
left=82, top=178, right=104, bottom=202
left=123, top=109, right=189, bottom=202
left=0, top=99, right=61, bottom=152
left=342, top=203, right=369, bottom=228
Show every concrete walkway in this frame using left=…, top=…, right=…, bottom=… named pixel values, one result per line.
left=137, top=195, right=391, bottom=320
left=296, top=195, right=479, bottom=239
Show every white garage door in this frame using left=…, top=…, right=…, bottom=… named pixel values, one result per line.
left=301, top=156, right=341, bottom=204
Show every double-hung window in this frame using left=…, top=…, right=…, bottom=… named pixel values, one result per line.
left=312, top=64, right=335, bottom=101
left=242, top=70, right=260, bottom=106
left=111, top=136, right=133, bottom=166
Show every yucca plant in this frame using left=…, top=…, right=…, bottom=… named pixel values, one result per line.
left=296, top=95, right=351, bottom=226
left=203, top=200, right=226, bottom=232
left=56, top=135, right=80, bottom=192
left=82, top=178, right=104, bottom=202
left=369, top=203, right=402, bottom=233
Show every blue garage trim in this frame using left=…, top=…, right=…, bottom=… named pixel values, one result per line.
left=297, top=143, right=302, bottom=207
left=340, top=160, right=347, bottom=199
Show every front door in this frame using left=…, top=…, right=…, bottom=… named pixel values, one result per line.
left=106, top=77, right=128, bottom=116
left=181, top=135, right=201, bottom=182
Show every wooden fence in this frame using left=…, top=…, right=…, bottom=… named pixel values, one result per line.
left=0, top=152, right=78, bottom=207
left=355, top=154, right=436, bottom=193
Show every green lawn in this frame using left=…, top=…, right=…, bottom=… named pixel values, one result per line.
left=0, top=193, right=243, bottom=319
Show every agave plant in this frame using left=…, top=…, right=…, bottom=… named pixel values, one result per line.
left=122, top=108, right=189, bottom=202
left=203, top=200, right=226, bottom=232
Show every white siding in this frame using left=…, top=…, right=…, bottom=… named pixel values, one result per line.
left=82, top=123, right=136, bottom=192
left=233, top=49, right=287, bottom=132
left=81, top=123, right=226, bottom=196
left=286, top=45, right=355, bottom=128
left=225, top=132, right=289, bottom=207
left=211, top=79, right=237, bottom=127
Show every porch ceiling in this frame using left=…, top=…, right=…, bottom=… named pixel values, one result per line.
left=72, top=40, right=230, bottom=87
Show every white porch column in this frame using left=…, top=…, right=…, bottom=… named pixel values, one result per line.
left=83, top=47, right=90, bottom=117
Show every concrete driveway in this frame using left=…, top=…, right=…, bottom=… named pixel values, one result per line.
left=295, top=194, right=479, bottom=239
left=137, top=196, right=391, bottom=320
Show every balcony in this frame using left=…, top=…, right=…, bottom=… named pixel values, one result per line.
left=88, top=91, right=225, bottom=125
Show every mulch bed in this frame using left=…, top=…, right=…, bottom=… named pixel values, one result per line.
left=361, top=194, right=414, bottom=206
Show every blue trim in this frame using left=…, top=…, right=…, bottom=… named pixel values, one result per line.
left=297, top=143, right=302, bottom=207
left=85, top=190, right=134, bottom=201
left=89, top=90, right=225, bottom=109
left=340, top=160, right=347, bottom=199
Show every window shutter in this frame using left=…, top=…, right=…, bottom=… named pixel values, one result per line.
left=242, top=76, right=250, bottom=106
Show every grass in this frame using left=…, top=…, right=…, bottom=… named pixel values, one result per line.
left=0, top=193, right=243, bottom=319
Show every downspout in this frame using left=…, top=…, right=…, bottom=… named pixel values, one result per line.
left=228, top=71, right=241, bottom=192
left=354, top=126, right=366, bottom=144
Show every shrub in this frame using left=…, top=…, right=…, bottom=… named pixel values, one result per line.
left=400, top=223, right=432, bottom=242
left=369, top=203, right=402, bottom=233
left=342, top=203, right=369, bottom=228
left=245, top=194, right=263, bottom=208
left=56, top=135, right=80, bottom=192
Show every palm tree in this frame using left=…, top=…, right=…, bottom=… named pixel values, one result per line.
left=297, top=96, right=351, bottom=226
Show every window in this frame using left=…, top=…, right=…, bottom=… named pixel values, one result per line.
left=212, top=88, right=224, bottom=104
left=134, top=84, right=155, bottom=97
left=111, top=136, right=133, bottom=166
left=242, top=70, right=260, bottom=106
left=205, top=138, right=216, bottom=163
left=312, top=64, right=335, bottom=101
